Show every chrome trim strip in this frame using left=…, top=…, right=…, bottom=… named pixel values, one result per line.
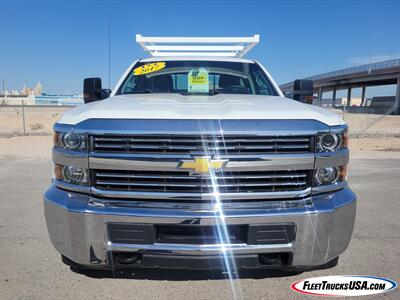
left=109, top=242, right=292, bottom=255
left=89, top=151, right=310, bottom=160
left=88, top=197, right=312, bottom=210
left=53, top=148, right=89, bottom=168
left=54, top=180, right=91, bottom=194
left=89, top=153, right=315, bottom=171
left=94, top=172, right=308, bottom=180
left=90, top=187, right=312, bottom=200
left=95, top=180, right=307, bottom=187
left=227, top=154, right=314, bottom=171
left=312, top=181, right=348, bottom=194
left=90, top=155, right=180, bottom=171
left=315, top=149, right=349, bottom=168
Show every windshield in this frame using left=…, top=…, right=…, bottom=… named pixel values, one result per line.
left=118, top=60, right=278, bottom=96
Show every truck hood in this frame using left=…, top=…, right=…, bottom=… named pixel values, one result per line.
left=59, top=94, right=344, bottom=126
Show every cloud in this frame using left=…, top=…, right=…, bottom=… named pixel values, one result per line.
left=349, top=54, right=399, bottom=66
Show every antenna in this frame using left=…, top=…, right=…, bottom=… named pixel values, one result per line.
left=108, top=15, right=111, bottom=88
left=136, top=34, right=260, bottom=58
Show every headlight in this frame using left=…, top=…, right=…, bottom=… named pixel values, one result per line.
left=320, top=134, right=339, bottom=150
left=63, top=133, right=82, bottom=149
left=54, top=164, right=88, bottom=185
left=54, top=132, right=87, bottom=151
left=317, top=131, right=348, bottom=152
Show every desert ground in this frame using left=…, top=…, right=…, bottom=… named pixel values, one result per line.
left=0, top=106, right=69, bottom=136
left=1, top=105, right=400, bottom=137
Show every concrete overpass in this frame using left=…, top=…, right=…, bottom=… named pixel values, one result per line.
left=280, top=59, right=400, bottom=114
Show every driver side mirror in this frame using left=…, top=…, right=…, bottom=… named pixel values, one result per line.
left=292, top=79, right=314, bottom=104
left=83, top=78, right=111, bottom=104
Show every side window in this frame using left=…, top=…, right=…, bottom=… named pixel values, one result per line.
left=253, top=67, right=276, bottom=95
left=121, top=74, right=138, bottom=93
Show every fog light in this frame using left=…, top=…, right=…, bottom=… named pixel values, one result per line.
left=63, top=166, right=88, bottom=184
left=54, top=164, right=88, bottom=185
left=315, top=167, right=339, bottom=185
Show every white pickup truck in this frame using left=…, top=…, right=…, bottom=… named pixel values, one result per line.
left=44, top=35, right=356, bottom=272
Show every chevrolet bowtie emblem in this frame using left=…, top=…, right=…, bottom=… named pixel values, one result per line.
left=178, top=156, right=228, bottom=174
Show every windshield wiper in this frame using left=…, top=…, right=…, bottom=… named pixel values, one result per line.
left=176, top=91, right=220, bottom=96
left=209, top=90, right=220, bottom=95
left=124, top=89, right=153, bottom=94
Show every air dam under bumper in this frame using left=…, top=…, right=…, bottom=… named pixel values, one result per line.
left=44, top=185, right=356, bottom=269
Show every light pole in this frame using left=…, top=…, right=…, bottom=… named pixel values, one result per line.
left=368, top=30, right=385, bottom=73
left=1, top=40, right=5, bottom=100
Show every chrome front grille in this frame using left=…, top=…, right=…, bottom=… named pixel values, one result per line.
left=93, top=169, right=312, bottom=194
left=92, top=135, right=312, bottom=155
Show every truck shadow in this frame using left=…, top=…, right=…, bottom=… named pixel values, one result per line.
left=69, top=267, right=302, bottom=280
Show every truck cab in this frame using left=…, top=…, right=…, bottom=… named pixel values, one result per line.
left=44, top=35, right=356, bottom=271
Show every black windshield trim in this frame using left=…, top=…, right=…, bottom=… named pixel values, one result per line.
left=116, top=60, right=279, bottom=96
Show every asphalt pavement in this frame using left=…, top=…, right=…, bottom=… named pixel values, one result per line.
left=1, top=154, right=399, bottom=300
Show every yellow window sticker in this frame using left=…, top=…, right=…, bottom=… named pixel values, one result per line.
left=133, top=62, right=166, bottom=76
left=188, top=68, right=209, bottom=93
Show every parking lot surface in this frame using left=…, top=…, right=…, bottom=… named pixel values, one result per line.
left=1, top=153, right=399, bottom=299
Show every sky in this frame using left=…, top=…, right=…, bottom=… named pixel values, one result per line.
left=0, top=0, right=399, bottom=94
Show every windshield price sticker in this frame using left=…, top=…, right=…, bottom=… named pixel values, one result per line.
left=134, top=62, right=166, bottom=76
left=188, top=68, right=209, bottom=93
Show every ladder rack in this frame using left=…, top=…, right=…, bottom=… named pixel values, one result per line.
left=136, top=34, right=260, bottom=58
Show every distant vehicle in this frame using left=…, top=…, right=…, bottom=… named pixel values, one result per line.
left=44, top=35, right=356, bottom=272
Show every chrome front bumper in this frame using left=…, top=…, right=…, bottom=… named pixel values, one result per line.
left=44, top=185, right=356, bottom=268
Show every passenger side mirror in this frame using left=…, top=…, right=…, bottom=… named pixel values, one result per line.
left=292, top=79, right=314, bottom=104
left=83, top=78, right=111, bottom=104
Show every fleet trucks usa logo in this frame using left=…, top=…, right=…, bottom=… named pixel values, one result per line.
left=291, top=276, right=397, bottom=297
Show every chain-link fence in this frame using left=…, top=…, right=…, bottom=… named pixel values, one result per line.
left=1, top=94, right=398, bottom=138
left=313, top=85, right=399, bottom=137
left=0, top=103, right=71, bottom=137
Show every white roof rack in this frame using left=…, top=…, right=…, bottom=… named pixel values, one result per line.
left=136, top=34, right=260, bottom=58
